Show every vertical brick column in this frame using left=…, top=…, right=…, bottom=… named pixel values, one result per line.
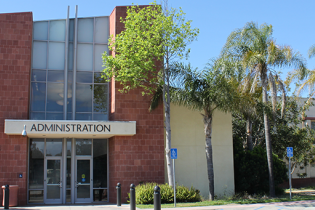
left=0, top=12, right=33, bottom=205
left=108, top=6, right=165, bottom=203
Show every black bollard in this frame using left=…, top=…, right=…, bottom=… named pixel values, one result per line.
left=130, top=184, right=135, bottom=210
left=154, top=185, right=161, bottom=210
left=116, top=183, right=121, bottom=206
left=4, top=185, right=9, bottom=209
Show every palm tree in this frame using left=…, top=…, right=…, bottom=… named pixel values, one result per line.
left=151, top=62, right=238, bottom=200
left=221, top=22, right=307, bottom=197
left=237, top=79, right=259, bottom=151
left=216, top=58, right=258, bottom=150
left=238, top=73, right=288, bottom=150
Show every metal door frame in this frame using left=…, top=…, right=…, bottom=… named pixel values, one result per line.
left=27, top=138, right=109, bottom=204
left=74, top=156, right=93, bottom=203
left=44, top=156, right=63, bottom=204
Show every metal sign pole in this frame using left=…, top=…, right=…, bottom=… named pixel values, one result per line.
left=171, top=148, right=177, bottom=207
left=173, top=159, right=176, bottom=207
left=289, top=157, right=292, bottom=200
left=287, top=147, right=293, bottom=200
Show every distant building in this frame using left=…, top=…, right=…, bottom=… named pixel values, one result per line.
left=292, top=98, right=315, bottom=179
left=279, top=98, right=315, bottom=189
left=0, top=6, right=234, bottom=205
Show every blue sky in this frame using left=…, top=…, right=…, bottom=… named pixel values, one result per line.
left=2, top=0, right=315, bottom=95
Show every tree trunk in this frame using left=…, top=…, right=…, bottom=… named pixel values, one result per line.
left=163, top=55, right=174, bottom=187
left=164, top=96, right=173, bottom=187
left=203, top=109, right=214, bottom=200
left=164, top=101, right=173, bottom=186
left=261, top=72, right=275, bottom=197
left=246, top=117, right=253, bottom=150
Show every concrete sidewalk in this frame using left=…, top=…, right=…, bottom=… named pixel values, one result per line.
left=140, top=200, right=315, bottom=210
left=4, top=204, right=130, bottom=210
left=5, top=200, right=315, bottom=210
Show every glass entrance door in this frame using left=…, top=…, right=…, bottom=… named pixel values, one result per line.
left=45, top=158, right=62, bottom=204
left=75, top=158, right=92, bottom=203
left=28, top=138, right=108, bottom=204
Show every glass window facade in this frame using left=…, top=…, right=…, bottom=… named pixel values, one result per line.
left=30, top=17, right=109, bottom=120
left=29, top=13, right=110, bottom=205
left=28, top=138, right=108, bottom=204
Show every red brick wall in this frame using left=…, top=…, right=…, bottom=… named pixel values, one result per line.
left=0, top=12, right=33, bottom=206
left=108, top=6, right=165, bottom=203
left=279, top=177, right=315, bottom=189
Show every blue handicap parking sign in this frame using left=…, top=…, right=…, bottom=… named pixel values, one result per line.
left=287, top=147, right=293, bottom=157
left=171, top=148, right=177, bottom=159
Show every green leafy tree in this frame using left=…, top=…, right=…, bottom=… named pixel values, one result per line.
left=102, top=3, right=199, bottom=187
left=270, top=100, right=315, bottom=176
left=91, top=74, right=108, bottom=114
left=221, top=22, right=307, bottom=197
left=233, top=145, right=287, bottom=195
left=233, top=97, right=315, bottom=185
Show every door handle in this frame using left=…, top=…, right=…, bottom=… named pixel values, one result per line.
left=59, top=181, right=62, bottom=188
left=75, top=181, right=79, bottom=188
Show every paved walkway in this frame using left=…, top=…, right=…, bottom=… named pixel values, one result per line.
left=3, top=204, right=130, bottom=210
left=5, top=200, right=315, bottom=210
left=141, top=200, right=315, bottom=210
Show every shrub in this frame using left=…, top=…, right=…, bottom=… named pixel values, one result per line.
left=128, top=182, right=201, bottom=204
left=176, top=185, right=201, bottom=202
left=233, top=145, right=288, bottom=195
left=159, top=183, right=174, bottom=203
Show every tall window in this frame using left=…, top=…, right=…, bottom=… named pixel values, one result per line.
left=31, top=20, right=66, bottom=120
left=75, top=17, right=109, bottom=120
left=30, top=17, right=109, bottom=120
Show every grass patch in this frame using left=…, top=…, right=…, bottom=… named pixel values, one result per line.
left=136, top=193, right=315, bottom=209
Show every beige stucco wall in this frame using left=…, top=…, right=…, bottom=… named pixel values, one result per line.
left=168, top=104, right=235, bottom=199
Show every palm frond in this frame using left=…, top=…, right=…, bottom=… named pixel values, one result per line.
left=242, top=77, right=250, bottom=93
left=308, top=44, right=315, bottom=59
left=250, top=73, right=259, bottom=93
left=149, top=85, right=163, bottom=112
left=271, top=45, right=307, bottom=80
left=277, top=77, right=286, bottom=118
left=268, top=72, right=277, bottom=113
